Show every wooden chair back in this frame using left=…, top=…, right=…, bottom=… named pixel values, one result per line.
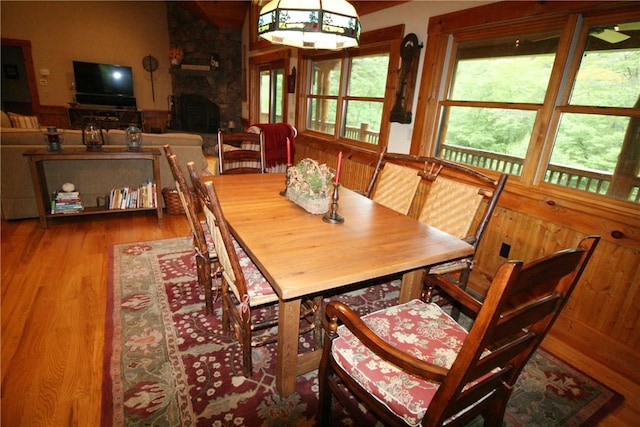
left=415, top=157, right=507, bottom=250
left=164, top=149, right=214, bottom=314
left=188, top=164, right=250, bottom=305
left=217, top=129, right=265, bottom=174
left=368, top=153, right=507, bottom=309
left=424, top=236, right=600, bottom=425
left=188, top=162, right=321, bottom=376
left=365, top=149, right=422, bottom=214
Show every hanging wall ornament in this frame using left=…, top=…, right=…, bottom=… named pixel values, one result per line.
left=142, top=55, right=159, bottom=102
left=390, top=33, right=423, bottom=124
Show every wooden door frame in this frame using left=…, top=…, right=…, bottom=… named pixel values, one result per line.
left=1, top=38, right=41, bottom=115
left=248, top=49, right=291, bottom=126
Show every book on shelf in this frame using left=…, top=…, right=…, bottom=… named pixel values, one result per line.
left=51, top=191, right=84, bottom=214
left=108, top=181, right=156, bottom=210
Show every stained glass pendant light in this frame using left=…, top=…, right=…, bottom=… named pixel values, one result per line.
left=258, top=0, right=360, bottom=50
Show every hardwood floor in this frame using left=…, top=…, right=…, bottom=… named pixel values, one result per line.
left=1, top=213, right=637, bottom=425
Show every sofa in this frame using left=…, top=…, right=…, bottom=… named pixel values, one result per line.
left=1, top=112, right=211, bottom=220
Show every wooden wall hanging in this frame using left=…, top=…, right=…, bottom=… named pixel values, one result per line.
left=390, top=33, right=423, bottom=124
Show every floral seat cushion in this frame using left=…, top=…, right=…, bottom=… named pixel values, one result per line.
left=232, top=239, right=278, bottom=307
left=331, top=299, right=471, bottom=426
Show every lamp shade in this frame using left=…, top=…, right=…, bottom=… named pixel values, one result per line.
left=258, top=0, right=360, bottom=50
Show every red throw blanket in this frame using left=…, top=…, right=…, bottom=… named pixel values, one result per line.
left=251, top=123, right=296, bottom=168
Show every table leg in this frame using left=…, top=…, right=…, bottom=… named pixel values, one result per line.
left=27, top=158, right=49, bottom=229
left=152, top=155, right=163, bottom=219
left=276, top=297, right=301, bottom=396
left=399, top=269, right=425, bottom=303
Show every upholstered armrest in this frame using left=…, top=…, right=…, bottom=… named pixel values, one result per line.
left=424, top=273, right=483, bottom=314
left=324, top=301, right=448, bottom=383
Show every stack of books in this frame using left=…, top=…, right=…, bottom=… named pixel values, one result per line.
left=51, top=191, right=84, bottom=214
left=109, top=181, right=157, bottom=209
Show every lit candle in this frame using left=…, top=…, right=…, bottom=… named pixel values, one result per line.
left=286, top=137, right=291, bottom=165
left=335, top=151, right=343, bottom=185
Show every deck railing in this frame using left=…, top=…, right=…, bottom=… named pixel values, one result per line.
left=441, top=144, right=640, bottom=203
left=306, top=120, right=380, bottom=144
left=269, top=119, right=638, bottom=203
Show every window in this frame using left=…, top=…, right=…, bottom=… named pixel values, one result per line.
left=249, top=51, right=290, bottom=127
left=306, top=50, right=389, bottom=147
left=546, top=19, right=640, bottom=202
left=299, top=25, right=404, bottom=151
left=439, top=29, right=562, bottom=176
left=259, top=63, right=285, bottom=123
left=426, top=5, right=640, bottom=205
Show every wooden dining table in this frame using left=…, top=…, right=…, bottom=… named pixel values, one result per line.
left=202, top=173, right=474, bottom=396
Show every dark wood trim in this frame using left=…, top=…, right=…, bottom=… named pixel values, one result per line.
left=248, top=49, right=291, bottom=125
left=38, top=105, right=68, bottom=128
left=1, top=38, right=41, bottom=115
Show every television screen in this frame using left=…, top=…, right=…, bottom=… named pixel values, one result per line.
left=73, top=61, right=134, bottom=97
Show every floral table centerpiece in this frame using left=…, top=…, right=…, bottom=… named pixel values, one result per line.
left=286, top=158, right=335, bottom=214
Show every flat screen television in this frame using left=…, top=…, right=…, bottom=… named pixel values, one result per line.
left=73, top=60, right=136, bottom=108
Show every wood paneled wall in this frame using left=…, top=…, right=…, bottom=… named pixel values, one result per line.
left=37, top=105, right=68, bottom=128
left=293, top=137, right=640, bottom=383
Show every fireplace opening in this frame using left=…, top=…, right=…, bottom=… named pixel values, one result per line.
left=169, top=94, right=220, bottom=133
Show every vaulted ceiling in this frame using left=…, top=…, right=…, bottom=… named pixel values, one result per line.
left=176, top=1, right=408, bottom=29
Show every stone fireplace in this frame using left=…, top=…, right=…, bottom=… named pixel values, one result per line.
left=167, top=2, right=242, bottom=154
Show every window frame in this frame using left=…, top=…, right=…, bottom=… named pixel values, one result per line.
left=249, top=50, right=291, bottom=128
left=297, top=24, right=404, bottom=153
left=414, top=1, right=640, bottom=211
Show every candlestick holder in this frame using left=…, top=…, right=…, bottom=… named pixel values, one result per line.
left=323, top=182, right=344, bottom=224
left=279, top=164, right=292, bottom=196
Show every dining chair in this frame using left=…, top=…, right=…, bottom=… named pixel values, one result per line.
left=414, top=157, right=508, bottom=311
left=164, top=149, right=217, bottom=315
left=187, top=162, right=320, bottom=377
left=365, top=149, right=422, bottom=215
left=366, top=153, right=507, bottom=318
left=318, top=236, right=599, bottom=427
left=217, top=129, right=265, bottom=174
left=163, top=145, right=216, bottom=257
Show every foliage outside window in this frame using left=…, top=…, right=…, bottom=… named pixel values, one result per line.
left=304, top=48, right=391, bottom=148
left=259, top=66, right=284, bottom=123
left=434, top=10, right=640, bottom=205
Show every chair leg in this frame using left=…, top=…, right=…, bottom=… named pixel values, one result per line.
left=317, top=335, right=334, bottom=426
left=482, top=384, right=511, bottom=426
left=312, top=296, right=324, bottom=350
left=450, top=267, right=472, bottom=321
left=196, top=256, right=214, bottom=315
left=242, top=314, right=253, bottom=377
left=221, top=294, right=231, bottom=334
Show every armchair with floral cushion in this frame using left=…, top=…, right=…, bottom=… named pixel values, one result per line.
left=318, top=236, right=599, bottom=427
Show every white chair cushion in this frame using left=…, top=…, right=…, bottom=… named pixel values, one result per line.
left=331, top=299, right=470, bottom=426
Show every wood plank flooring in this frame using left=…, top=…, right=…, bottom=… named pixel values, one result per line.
left=1, top=213, right=637, bottom=425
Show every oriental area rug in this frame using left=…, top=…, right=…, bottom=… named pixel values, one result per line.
left=103, top=237, right=623, bottom=426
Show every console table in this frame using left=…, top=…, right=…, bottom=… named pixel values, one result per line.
left=24, top=147, right=163, bottom=228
